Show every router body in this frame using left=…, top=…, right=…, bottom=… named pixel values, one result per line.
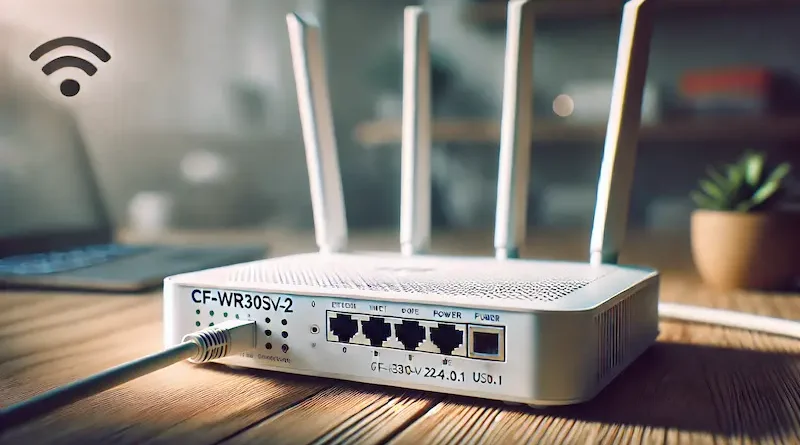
left=164, top=253, right=659, bottom=406
left=164, top=0, right=659, bottom=407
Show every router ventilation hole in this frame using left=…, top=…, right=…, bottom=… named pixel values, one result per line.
left=227, top=254, right=608, bottom=302
left=595, top=287, right=651, bottom=381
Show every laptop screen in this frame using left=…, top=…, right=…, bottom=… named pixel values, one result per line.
left=0, top=100, right=105, bottom=233
left=0, top=54, right=110, bottom=255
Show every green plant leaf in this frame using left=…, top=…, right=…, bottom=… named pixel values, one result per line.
left=743, top=151, right=765, bottom=187
left=735, top=199, right=756, bottom=212
left=699, top=179, right=725, bottom=200
left=749, top=179, right=780, bottom=207
left=765, top=162, right=792, bottom=185
left=695, top=154, right=792, bottom=212
left=690, top=190, right=720, bottom=210
left=706, top=166, right=729, bottom=189
left=726, top=163, right=745, bottom=188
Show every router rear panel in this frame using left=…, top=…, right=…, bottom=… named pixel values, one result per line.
left=164, top=272, right=659, bottom=406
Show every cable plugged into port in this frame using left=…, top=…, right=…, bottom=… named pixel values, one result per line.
left=0, top=320, right=257, bottom=432
left=183, top=319, right=257, bottom=362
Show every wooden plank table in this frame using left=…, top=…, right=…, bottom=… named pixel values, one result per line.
left=2, top=229, right=800, bottom=444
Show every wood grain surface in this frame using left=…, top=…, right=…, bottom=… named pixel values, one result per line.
left=1, top=229, right=800, bottom=444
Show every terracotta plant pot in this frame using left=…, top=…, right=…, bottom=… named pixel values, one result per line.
left=690, top=210, right=800, bottom=290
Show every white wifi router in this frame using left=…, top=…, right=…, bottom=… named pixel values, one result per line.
left=163, top=0, right=790, bottom=406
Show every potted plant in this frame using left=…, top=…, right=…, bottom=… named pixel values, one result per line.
left=690, top=151, right=798, bottom=290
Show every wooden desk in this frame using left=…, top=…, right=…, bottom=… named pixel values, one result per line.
left=2, top=230, right=800, bottom=444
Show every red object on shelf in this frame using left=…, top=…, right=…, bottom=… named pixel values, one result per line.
left=680, top=67, right=772, bottom=96
left=679, top=67, right=777, bottom=115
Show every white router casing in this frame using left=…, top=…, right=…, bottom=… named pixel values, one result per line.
left=163, top=0, right=658, bottom=407
left=163, top=253, right=658, bottom=406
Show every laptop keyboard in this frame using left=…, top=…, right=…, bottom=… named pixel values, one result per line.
left=0, top=244, right=152, bottom=276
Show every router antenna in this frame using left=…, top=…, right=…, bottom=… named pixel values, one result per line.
left=400, top=6, right=432, bottom=256
left=287, top=13, right=348, bottom=254
left=493, top=0, right=535, bottom=260
left=589, top=0, right=654, bottom=266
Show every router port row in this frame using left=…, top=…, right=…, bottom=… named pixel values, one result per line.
left=326, top=311, right=469, bottom=357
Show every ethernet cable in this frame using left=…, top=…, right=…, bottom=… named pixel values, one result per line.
left=659, top=302, right=800, bottom=340
left=0, top=319, right=256, bottom=432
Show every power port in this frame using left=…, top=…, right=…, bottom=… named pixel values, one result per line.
left=394, top=320, right=425, bottom=351
left=473, top=332, right=498, bottom=354
left=329, top=313, right=359, bottom=343
left=429, top=323, right=464, bottom=355
left=468, top=325, right=505, bottom=361
left=361, top=317, right=392, bottom=347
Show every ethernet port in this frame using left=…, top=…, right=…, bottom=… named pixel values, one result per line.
left=361, top=317, right=392, bottom=347
left=429, top=323, right=464, bottom=355
left=394, top=320, right=425, bottom=350
left=329, top=313, right=359, bottom=343
left=474, top=332, right=498, bottom=354
left=468, top=325, right=505, bottom=361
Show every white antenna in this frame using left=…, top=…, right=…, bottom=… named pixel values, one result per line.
left=493, top=0, right=535, bottom=260
left=589, top=0, right=654, bottom=266
left=286, top=13, right=348, bottom=254
left=400, top=6, right=432, bottom=256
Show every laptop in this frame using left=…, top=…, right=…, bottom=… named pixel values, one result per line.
left=0, top=67, right=267, bottom=292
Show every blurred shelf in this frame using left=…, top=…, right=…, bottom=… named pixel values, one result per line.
left=465, top=0, right=800, bottom=23
left=354, top=116, right=800, bottom=146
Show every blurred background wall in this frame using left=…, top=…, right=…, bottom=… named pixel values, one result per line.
left=2, top=0, right=799, bottom=234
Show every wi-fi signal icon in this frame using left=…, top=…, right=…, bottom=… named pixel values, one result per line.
left=29, top=36, right=111, bottom=97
